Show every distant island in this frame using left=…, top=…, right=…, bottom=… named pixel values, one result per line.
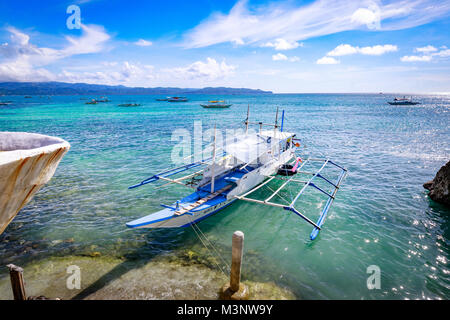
left=0, top=82, right=272, bottom=95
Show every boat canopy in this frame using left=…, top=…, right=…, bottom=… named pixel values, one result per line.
left=224, top=130, right=294, bottom=164
left=260, top=130, right=295, bottom=140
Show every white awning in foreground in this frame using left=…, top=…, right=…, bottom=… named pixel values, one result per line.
left=224, top=133, right=283, bottom=164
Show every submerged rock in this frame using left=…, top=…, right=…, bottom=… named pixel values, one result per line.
left=424, top=161, right=450, bottom=207
left=0, top=255, right=296, bottom=300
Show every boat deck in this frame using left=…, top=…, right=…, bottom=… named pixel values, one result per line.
left=126, top=167, right=255, bottom=228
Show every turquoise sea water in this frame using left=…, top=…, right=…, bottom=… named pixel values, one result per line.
left=0, top=93, right=449, bottom=299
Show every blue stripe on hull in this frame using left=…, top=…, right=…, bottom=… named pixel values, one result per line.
left=179, top=198, right=237, bottom=227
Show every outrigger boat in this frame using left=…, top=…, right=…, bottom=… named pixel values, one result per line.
left=387, top=96, right=420, bottom=105
left=126, top=108, right=347, bottom=240
left=118, top=103, right=142, bottom=107
left=85, top=99, right=98, bottom=105
left=200, top=100, right=232, bottom=108
left=96, top=96, right=111, bottom=102
left=168, top=96, right=188, bottom=102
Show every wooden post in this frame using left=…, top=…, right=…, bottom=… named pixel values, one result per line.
left=7, top=264, right=26, bottom=300
left=219, top=231, right=249, bottom=300
left=230, top=231, right=244, bottom=292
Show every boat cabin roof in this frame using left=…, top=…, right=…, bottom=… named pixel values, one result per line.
left=223, top=130, right=294, bottom=164
left=259, top=129, right=295, bottom=140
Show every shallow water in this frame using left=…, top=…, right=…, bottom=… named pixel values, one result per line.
left=0, top=93, right=449, bottom=299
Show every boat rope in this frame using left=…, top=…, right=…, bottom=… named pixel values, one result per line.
left=191, top=220, right=231, bottom=272
left=265, top=182, right=292, bottom=206
left=187, top=214, right=231, bottom=277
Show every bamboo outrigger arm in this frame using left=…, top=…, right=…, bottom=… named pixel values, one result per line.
left=234, top=157, right=348, bottom=240
left=128, top=151, right=226, bottom=189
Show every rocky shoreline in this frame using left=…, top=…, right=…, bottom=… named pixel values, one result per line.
left=424, top=161, right=450, bottom=207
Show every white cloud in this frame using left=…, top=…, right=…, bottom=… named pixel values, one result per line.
left=134, top=39, right=153, bottom=46
left=272, top=53, right=299, bottom=62
left=432, top=49, right=450, bottom=57
left=351, top=5, right=381, bottom=30
left=120, top=61, right=154, bottom=79
left=359, top=44, right=398, bottom=55
left=262, top=38, right=302, bottom=50
left=327, top=44, right=359, bottom=56
left=400, top=55, right=432, bottom=62
left=231, top=38, right=245, bottom=45
left=415, top=45, right=437, bottom=53
left=63, top=25, right=110, bottom=56
left=0, top=24, right=111, bottom=81
left=167, top=58, right=235, bottom=80
left=58, top=61, right=155, bottom=85
left=316, top=56, right=340, bottom=64
left=327, top=44, right=398, bottom=56
left=400, top=47, right=450, bottom=62
left=182, top=0, right=450, bottom=48
left=272, top=53, right=288, bottom=61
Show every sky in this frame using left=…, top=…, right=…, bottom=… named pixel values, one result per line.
left=0, top=0, right=450, bottom=93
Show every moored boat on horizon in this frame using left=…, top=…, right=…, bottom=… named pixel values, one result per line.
left=118, top=103, right=141, bottom=107
left=167, top=96, right=188, bottom=102
left=96, top=96, right=111, bottom=102
left=200, top=100, right=232, bottom=108
left=387, top=96, right=420, bottom=105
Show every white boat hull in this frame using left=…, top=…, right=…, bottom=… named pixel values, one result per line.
left=128, top=147, right=295, bottom=229
left=132, top=198, right=237, bottom=228
left=0, top=132, right=70, bottom=234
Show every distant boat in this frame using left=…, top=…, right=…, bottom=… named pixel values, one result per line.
left=0, top=101, right=12, bottom=105
left=96, top=96, right=110, bottom=102
left=24, top=96, right=32, bottom=98
left=167, top=96, right=188, bottom=102
left=155, top=98, right=169, bottom=101
left=118, top=103, right=142, bottom=107
left=85, top=99, right=98, bottom=105
left=387, top=96, right=420, bottom=105
left=200, top=100, right=232, bottom=108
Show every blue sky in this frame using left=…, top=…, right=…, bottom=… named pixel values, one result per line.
left=0, top=0, right=450, bottom=93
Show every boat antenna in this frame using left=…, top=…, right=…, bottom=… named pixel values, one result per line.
left=211, top=124, right=217, bottom=194
left=245, top=104, right=250, bottom=134
left=274, top=107, right=279, bottom=136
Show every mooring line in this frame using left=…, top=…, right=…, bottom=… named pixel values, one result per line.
left=188, top=214, right=231, bottom=277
